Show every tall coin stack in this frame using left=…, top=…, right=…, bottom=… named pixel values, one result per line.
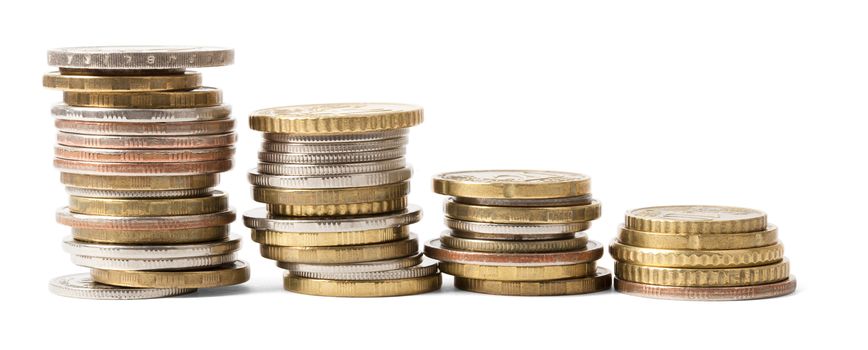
left=611, top=205, right=796, bottom=300
left=243, top=103, right=441, bottom=297
left=44, top=46, right=249, bottom=300
left=425, top=170, right=611, bottom=296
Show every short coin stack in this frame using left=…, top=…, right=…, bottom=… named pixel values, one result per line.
left=44, top=46, right=249, bottom=299
left=611, top=205, right=796, bottom=300
left=425, top=170, right=611, bottom=296
left=243, top=103, right=441, bottom=297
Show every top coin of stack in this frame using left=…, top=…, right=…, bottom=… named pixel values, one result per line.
left=425, top=170, right=611, bottom=296
left=610, top=205, right=796, bottom=300
left=243, top=103, right=441, bottom=297
left=44, top=46, right=249, bottom=300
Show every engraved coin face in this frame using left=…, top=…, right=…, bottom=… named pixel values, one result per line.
left=433, top=170, right=591, bottom=199
left=436, top=170, right=588, bottom=184
left=252, top=103, right=421, bottom=120
left=624, top=205, right=768, bottom=234
left=627, top=205, right=766, bottom=222
left=47, top=46, right=234, bottom=69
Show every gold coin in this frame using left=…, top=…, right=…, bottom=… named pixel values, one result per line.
left=43, top=71, right=201, bottom=91
left=249, top=103, right=423, bottom=134
left=614, top=260, right=790, bottom=287
left=260, top=234, right=418, bottom=263
left=444, top=199, right=601, bottom=224
left=63, top=87, right=221, bottom=108
left=91, top=261, right=250, bottom=288
left=625, top=205, right=767, bottom=234
left=440, top=232, right=588, bottom=253
left=60, top=173, right=218, bottom=190
left=69, top=191, right=228, bottom=217
left=251, top=226, right=409, bottom=247
left=609, top=240, right=785, bottom=268
left=453, top=267, right=612, bottom=296
left=433, top=170, right=591, bottom=199
left=73, top=226, right=229, bottom=244
left=618, top=225, right=779, bottom=250
left=284, top=273, right=441, bottom=297
left=439, top=261, right=597, bottom=281
left=252, top=182, right=409, bottom=205
left=266, top=197, right=407, bottom=216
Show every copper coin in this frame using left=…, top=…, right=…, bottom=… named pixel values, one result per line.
left=56, top=208, right=236, bottom=230
left=614, top=277, right=797, bottom=301
left=424, top=239, right=603, bottom=266
left=55, top=119, right=235, bottom=136
left=55, top=145, right=235, bottom=163
left=54, top=158, right=232, bottom=175
left=57, top=132, right=237, bottom=149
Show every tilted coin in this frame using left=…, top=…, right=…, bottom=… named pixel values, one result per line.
left=248, top=168, right=412, bottom=189
left=62, top=234, right=241, bottom=259
left=433, top=170, right=591, bottom=199
left=454, top=194, right=593, bottom=207
left=65, top=187, right=212, bottom=199
left=625, top=205, right=767, bottom=234
left=60, top=173, right=218, bottom=190
left=262, top=137, right=407, bottom=153
left=614, top=259, right=790, bottom=287
left=68, top=191, right=228, bottom=216
left=243, top=205, right=421, bottom=233
left=258, top=148, right=405, bottom=164
left=609, top=240, right=785, bottom=268
left=618, top=225, right=779, bottom=250
left=47, top=46, right=234, bottom=69
left=49, top=273, right=196, bottom=300
left=454, top=267, right=612, bottom=296
left=264, top=129, right=408, bottom=143
left=71, top=252, right=237, bottom=271
left=445, top=217, right=590, bottom=237
left=260, top=234, right=419, bottom=263
left=288, top=259, right=438, bottom=281
left=425, top=239, right=603, bottom=266
left=440, top=231, right=588, bottom=253
left=63, top=88, right=222, bottom=108
left=252, top=181, right=409, bottom=205
left=444, top=199, right=601, bottom=224
left=614, top=277, right=797, bottom=301
left=57, top=208, right=235, bottom=230
left=257, top=158, right=406, bottom=176
left=439, top=261, right=597, bottom=281
left=56, top=146, right=234, bottom=163
left=57, top=132, right=237, bottom=149
left=277, top=253, right=423, bottom=273
left=52, top=104, right=231, bottom=122
left=252, top=226, right=409, bottom=247
left=284, top=273, right=441, bottom=297
left=72, top=226, right=229, bottom=245
left=91, top=261, right=250, bottom=288
left=55, top=119, right=235, bottom=136
left=266, top=197, right=408, bottom=217
left=43, top=71, right=201, bottom=91
left=55, top=158, right=232, bottom=176
left=249, top=103, right=423, bottom=134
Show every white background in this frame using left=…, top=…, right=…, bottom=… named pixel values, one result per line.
left=1, top=0, right=864, bottom=348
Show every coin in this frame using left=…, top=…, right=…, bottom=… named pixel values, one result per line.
left=257, top=158, right=406, bottom=176
left=444, top=199, right=601, bottom=224
left=54, top=159, right=232, bottom=176
left=449, top=231, right=578, bottom=241
left=453, top=267, right=611, bottom=296
left=243, top=205, right=421, bottom=232
left=47, top=46, right=234, bottom=69
left=617, top=225, right=779, bottom=250
left=57, top=208, right=235, bottom=230
left=278, top=253, right=423, bottom=273
left=261, top=137, right=407, bottom=153
left=252, top=226, right=409, bottom=247
left=53, top=104, right=232, bottom=123
left=43, top=71, right=202, bottom=91
left=69, top=191, right=228, bottom=216
left=55, top=119, right=235, bottom=136
left=91, top=261, right=250, bottom=288
left=609, top=240, right=785, bottom=268
left=266, top=197, right=408, bottom=217
left=454, top=194, right=593, bottom=207
left=252, top=182, right=409, bottom=205
left=57, top=132, right=237, bottom=149
left=439, top=261, right=596, bottom=281
left=72, top=226, right=229, bottom=245
left=258, top=148, right=405, bottom=164
left=614, top=259, right=790, bottom=287
left=264, top=129, right=409, bottom=143
left=248, top=168, right=412, bottom=189
left=625, top=205, right=767, bottom=234
left=288, top=259, right=438, bottom=281
left=65, top=187, right=212, bottom=199
left=49, top=273, right=196, bottom=300
left=440, top=231, right=588, bottom=253
left=433, top=170, right=591, bottom=199
left=60, top=173, right=218, bottom=190
left=424, top=239, right=603, bottom=266
left=445, top=217, right=590, bottom=237
left=249, top=103, right=423, bottom=134
left=284, top=273, right=440, bottom=297
left=63, top=88, right=222, bottom=108
left=614, top=277, right=797, bottom=301
left=56, top=146, right=234, bottom=163
left=62, top=235, right=241, bottom=259
left=72, top=252, right=237, bottom=271
left=260, top=234, right=418, bottom=263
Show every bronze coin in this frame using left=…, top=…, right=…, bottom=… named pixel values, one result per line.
left=424, top=239, right=602, bottom=266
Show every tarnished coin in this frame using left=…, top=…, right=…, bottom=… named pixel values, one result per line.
left=71, top=252, right=238, bottom=271
left=249, top=103, right=423, bottom=134
left=56, top=146, right=234, bottom=163
left=64, top=88, right=222, bottom=109
left=54, top=158, right=232, bottom=176
left=425, top=239, right=603, bottom=266
left=439, top=261, right=597, bottom=281
left=53, top=104, right=232, bottom=123
left=91, top=261, right=250, bottom=288
left=43, top=71, right=202, bottom=91
left=55, top=119, right=235, bottom=136
left=257, top=158, right=406, bottom=176
left=258, top=148, right=405, bottom=164
left=47, top=46, right=234, bottom=69
left=614, top=277, right=797, bottom=301
left=57, top=208, right=235, bottom=230
left=57, top=132, right=237, bottom=149
left=72, top=226, right=229, bottom=245
left=248, top=168, right=411, bottom=189
left=445, top=217, right=590, bottom=238
left=454, top=267, right=612, bottom=296
left=614, top=259, right=790, bottom=287
left=252, top=182, right=409, bottom=205
left=433, top=170, right=591, bottom=199
left=65, top=187, right=212, bottom=199
left=252, top=226, right=409, bottom=247
left=625, top=205, right=768, bottom=234
left=444, top=199, right=601, bottom=224
left=49, top=273, right=196, bottom=300
left=243, top=205, right=421, bottom=233
left=618, top=225, right=779, bottom=250
left=266, top=197, right=408, bottom=217
left=284, top=273, right=441, bottom=297
left=63, top=234, right=241, bottom=259
left=288, top=259, right=438, bottom=281
left=278, top=253, right=423, bottom=273
left=609, top=240, right=785, bottom=268
left=262, top=137, right=407, bottom=154
left=60, top=173, right=219, bottom=190
left=264, top=129, right=408, bottom=143
left=260, top=234, right=418, bottom=263
left=69, top=191, right=228, bottom=216
left=441, top=231, right=588, bottom=253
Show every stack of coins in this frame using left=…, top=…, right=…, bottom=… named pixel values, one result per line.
left=243, top=103, right=441, bottom=297
left=425, top=170, right=611, bottom=296
left=44, top=46, right=249, bottom=299
left=611, top=205, right=796, bottom=300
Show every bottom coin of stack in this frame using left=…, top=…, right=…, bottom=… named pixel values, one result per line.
left=244, top=205, right=441, bottom=297
left=610, top=205, right=796, bottom=301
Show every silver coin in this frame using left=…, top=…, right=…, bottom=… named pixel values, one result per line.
left=49, top=273, right=196, bottom=300
left=453, top=194, right=594, bottom=207
left=71, top=252, right=237, bottom=270
left=57, top=132, right=237, bottom=149
left=287, top=259, right=438, bottom=281
left=47, top=46, right=234, bottom=69
left=264, top=129, right=408, bottom=143
left=65, top=187, right=213, bottom=199
left=445, top=217, right=590, bottom=235
left=257, top=158, right=406, bottom=176
left=62, top=235, right=241, bottom=259
left=247, top=168, right=412, bottom=189
left=243, top=205, right=421, bottom=233
left=261, top=137, right=407, bottom=154
left=277, top=253, right=424, bottom=273
left=52, top=104, right=231, bottom=122
left=258, top=148, right=405, bottom=164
